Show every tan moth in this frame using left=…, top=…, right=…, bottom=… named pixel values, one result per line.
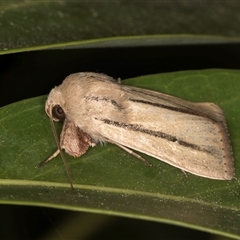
left=40, top=72, right=234, bottom=186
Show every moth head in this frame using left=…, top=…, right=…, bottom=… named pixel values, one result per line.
left=45, top=87, right=66, bottom=122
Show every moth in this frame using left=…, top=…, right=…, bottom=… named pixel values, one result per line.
left=41, top=72, right=234, bottom=186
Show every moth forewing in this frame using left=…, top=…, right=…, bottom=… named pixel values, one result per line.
left=96, top=85, right=234, bottom=180
left=44, top=72, right=234, bottom=183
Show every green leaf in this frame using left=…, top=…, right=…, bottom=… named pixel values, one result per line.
left=0, top=69, right=240, bottom=238
left=1, top=1, right=240, bottom=51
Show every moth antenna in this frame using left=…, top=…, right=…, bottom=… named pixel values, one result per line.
left=49, top=117, right=74, bottom=190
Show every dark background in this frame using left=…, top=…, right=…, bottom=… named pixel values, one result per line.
left=1, top=42, right=240, bottom=107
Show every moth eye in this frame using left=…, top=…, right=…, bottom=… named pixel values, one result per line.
left=52, top=105, right=65, bottom=120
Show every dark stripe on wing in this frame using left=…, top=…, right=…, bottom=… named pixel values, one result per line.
left=129, top=98, right=204, bottom=117
left=100, top=118, right=213, bottom=155
left=128, top=88, right=222, bottom=122
left=85, top=96, right=124, bottom=110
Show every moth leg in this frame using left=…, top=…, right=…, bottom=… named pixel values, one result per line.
left=117, top=77, right=121, bottom=84
left=110, top=141, right=152, bottom=167
left=37, top=149, right=60, bottom=167
left=181, top=169, right=188, bottom=178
